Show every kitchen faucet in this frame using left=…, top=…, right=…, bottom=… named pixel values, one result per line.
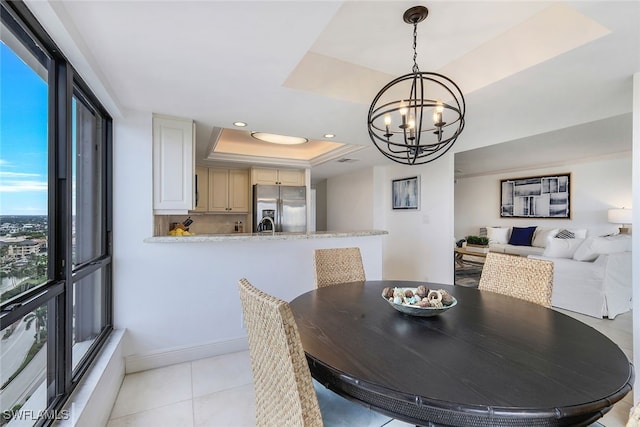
left=258, top=216, right=275, bottom=236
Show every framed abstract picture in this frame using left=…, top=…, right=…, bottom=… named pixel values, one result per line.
left=392, top=176, right=420, bottom=210
left=500, top=173, right=571, bottom=218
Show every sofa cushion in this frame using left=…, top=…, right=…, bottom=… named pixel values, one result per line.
left=532, top=228, right=559, bottom=248
left=490, top=244, right=544, bottom=256
left=573, top=235, right=632, bottom=262
left=543, top=238, right=585, bottom=259
left=555, top=228, right=588, bottom=239
left=487, top=227, right=510, bottom=244
left=555, top=229, right=575, bottom=239
left=570, top=228, right=588, bottom=239
left=508, top=226, right=537, bottom=246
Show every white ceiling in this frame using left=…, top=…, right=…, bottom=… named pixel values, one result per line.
left=25, top=1, right=639, bottom=183
left=455, top=113, right=633, bottom=179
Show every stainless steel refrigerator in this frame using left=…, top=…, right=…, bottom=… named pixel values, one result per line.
left=253, top=185, right=306, bottom=233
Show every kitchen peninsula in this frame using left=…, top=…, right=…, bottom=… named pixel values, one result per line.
left=145, top=230, right=386, bottom=243
left=138, top=115, right=388, bottom=374
left=129, top=228, right=387, bottom=374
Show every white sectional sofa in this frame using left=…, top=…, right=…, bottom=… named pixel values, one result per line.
left=475, top=226, right=632, bottom=319
left=531, top=233, right=632, bottom=319
left=484, top=226, right=574, bottom=257
left=489, top=243, right=544, bottom=257
left=531, top=251, right=631, bottom=319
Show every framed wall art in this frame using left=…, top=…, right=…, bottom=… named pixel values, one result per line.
left=500, top=173, right=571, bottom=218
left=392, top=176, right=420, bottom=210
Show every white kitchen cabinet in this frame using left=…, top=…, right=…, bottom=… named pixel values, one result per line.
left=193, top=166, right=209, bottom=212
left=208, top=168, right=249, bottom=212
left=251, top=167, right=305, bottom=186
left=277, top=169, right=306, bottom=186
left=153, top=115, right=194, bottom=214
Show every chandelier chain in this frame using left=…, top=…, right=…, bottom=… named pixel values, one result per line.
left=412, top=22, right=419, bottom=73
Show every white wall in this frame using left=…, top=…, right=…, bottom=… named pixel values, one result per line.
left=454, top=156, right=632, bottom=239
left=381, top=159, right=455, bottom=284
left=631, top=72, right=639, bottom=403
left=326, top=168, right=374, bottom=230
left=326, top=157, right=456, bottom=285
left=313, top=180, right=327, bottom=231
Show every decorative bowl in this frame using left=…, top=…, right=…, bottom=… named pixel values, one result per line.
left=383, top=287, right=457, bottom=317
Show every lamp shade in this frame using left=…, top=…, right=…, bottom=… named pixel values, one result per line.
left=607, top=208, right=632, bottom=224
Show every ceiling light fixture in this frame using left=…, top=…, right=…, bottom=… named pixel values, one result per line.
left=251, top=132, right=308, bottom=145
left=324, top=134, right=335, bottom=138
left=367, top=5, right=465, bottom=165
left=233, top=121, right=247, bottom=127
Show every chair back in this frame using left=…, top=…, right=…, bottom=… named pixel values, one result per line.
left=313, top=247, right=366, bottom=288
left=478, top=252, right=554, bottom=307
left=627, top=402, right=640, bottom=427
left=237, top=278, right=323, bottom=427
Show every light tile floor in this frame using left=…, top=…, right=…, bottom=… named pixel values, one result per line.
left=107, top=310, right=633, bottom=427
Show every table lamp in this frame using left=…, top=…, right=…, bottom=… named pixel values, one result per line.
left=608, top=208, right=632, bottom=234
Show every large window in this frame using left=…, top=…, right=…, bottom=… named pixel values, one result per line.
left=0, top=2, right=112, bottom=426
left=0, top=7, right=49, bottom=303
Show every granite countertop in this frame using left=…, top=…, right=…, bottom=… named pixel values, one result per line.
left=144, top=230, right=388, bottom=243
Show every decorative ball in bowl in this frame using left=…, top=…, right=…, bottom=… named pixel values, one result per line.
left=381, top=286, right=457, bottom=317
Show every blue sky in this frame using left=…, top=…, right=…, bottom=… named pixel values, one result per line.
left=0, top=41, right=49, bottom=216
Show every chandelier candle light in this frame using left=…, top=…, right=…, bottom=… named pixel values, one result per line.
left=368, top=5, right=466, bottom=165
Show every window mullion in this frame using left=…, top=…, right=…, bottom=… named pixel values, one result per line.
left=50, top=56, right=74, bottom=400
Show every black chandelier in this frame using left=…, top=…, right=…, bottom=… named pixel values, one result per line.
left=367, top=6, right=466, bottom=165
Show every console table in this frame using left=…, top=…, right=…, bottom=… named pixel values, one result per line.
left=454, top=246, right=487, bottom=267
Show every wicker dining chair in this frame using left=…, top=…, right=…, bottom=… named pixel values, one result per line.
left=478, top=252, right=554, bottom=307
left=237, top=278, right=393, bottom=427
left=627, top=402, right=640, bottom=427
left=313, top=247, right=366, bottom=288
left=238, top=278, right=323, bottom=427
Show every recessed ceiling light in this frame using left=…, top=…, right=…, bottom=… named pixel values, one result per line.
left=233, top=121, right=247, bottom=127
left=324, top=134, right=335, bottom=138
left=251, top=132, right=308, bottom=145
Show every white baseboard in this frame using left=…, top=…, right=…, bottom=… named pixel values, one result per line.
left=124, top=337, right=249, bottom=374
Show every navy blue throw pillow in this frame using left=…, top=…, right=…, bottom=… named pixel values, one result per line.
left=508, top=226, right=537, bottom=246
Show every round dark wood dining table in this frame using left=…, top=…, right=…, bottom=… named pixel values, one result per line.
left=289, top=281, right=633, bottom=427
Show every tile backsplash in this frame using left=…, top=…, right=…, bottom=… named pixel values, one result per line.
left=154, top=213, right=250, bottom=236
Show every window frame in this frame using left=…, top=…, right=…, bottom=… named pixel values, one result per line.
left=0, top=0, right=113, bottom=423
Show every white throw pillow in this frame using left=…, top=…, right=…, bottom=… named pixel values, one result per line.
left=542, top=238, right=585, bottom=259
left=573, top=235, right=632, bottom=262
left=568, top=228, right=588, bottom=239
left=487, top=227, right=510, bottom=244
left=532, top=228, right=559, bottom=248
